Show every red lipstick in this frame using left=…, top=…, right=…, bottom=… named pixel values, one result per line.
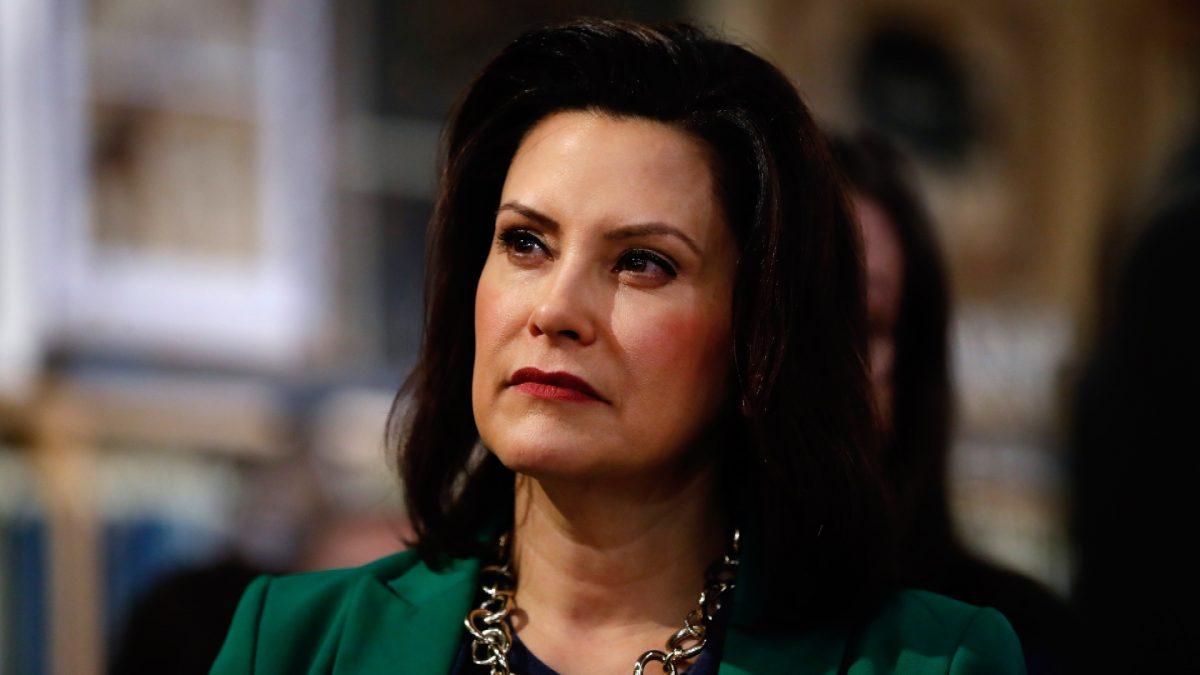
left=509, top=367, right=607, bottom=403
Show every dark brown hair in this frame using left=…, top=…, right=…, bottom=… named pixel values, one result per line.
left=388, top=19, right=893, bottom=627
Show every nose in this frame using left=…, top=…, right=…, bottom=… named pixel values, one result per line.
left=527, top=261, right=598, bottom=345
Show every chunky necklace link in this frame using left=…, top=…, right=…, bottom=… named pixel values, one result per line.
left=463, top=529, right=740, bottom=675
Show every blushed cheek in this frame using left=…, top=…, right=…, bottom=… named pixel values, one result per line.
left=617, top=304, right=731, bottom=401
left=474, top=268, right=538, bottom=391
left=476, top=268, right=517, bottom=349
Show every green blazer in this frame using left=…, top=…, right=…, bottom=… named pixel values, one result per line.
left=210, top=550, right=1025, bottom=674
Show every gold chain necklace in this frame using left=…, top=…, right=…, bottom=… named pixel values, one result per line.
left=463, top=529, right=740, bottom=675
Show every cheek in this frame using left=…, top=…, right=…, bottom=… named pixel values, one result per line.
left=474, top=268, right=503, bottom=353
left=473, top=264, right=525, bottom=407
left=474, top=264, right=528, bottom=355
left=614, top=299, right=732, bottom=402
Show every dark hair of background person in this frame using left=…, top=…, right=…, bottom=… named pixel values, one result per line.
left=830, top=133, right=952, bottom=557
left=831, top=132, right=1078, bottom=675
left=385, top=19, right=894, bottom=629
left=1071, top=181, right=1200, bottom=672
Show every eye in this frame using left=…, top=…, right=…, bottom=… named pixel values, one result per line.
left=614, top=249, right=677, bottom=280
left=496, top=227, right=549, bottom=260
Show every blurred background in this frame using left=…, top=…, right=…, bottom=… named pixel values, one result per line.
left=1, top=0, right=1197, bottom=673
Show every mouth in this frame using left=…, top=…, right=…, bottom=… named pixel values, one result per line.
left=508, top=367, right=608, bottom=403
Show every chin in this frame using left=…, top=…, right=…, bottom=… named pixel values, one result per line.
left=487, top=436, right=595, bottom=479
left=475, top=400, right=689, bottom=481
left=476, top=400, right=586, bottom=467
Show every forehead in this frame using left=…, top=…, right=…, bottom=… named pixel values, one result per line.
left=500, top=110, right=724, bottom=239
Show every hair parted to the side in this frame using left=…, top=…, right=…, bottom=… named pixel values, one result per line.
left=386, top=18, right=894, bottom=628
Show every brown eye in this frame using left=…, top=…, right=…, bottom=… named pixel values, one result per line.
left=497, top=228, right=547, bottom=257
left=614, top=249, right=677, bottom=278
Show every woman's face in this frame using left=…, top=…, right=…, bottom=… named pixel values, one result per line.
left=472, top=111, right=738, bottom=481
left=856, top=193, right=905, bottom=433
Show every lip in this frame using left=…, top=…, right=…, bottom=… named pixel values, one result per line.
left=508, top=367, right=608, bottom=403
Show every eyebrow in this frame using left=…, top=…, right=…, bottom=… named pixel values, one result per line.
left=496, top=201, right=702, bottom=257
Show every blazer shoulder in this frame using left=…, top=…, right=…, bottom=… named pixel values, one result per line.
left=210, top=550, right=423, bottom=674
left=849, top=589, right=1026, bottom=675
left=264, top=549, right=424, bottom=606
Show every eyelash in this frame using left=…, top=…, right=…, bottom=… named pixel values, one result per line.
left=496, top=227, right=678, bottom=278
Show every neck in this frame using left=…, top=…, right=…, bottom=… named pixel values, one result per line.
left=508, top=464, right=725, bottom=671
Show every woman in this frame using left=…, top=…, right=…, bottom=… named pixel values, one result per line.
left=212, top=20, right=1023, bottom=674
left=832, top=133, right=1075, bottom=674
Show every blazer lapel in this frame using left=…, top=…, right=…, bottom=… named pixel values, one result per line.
left=333, top=555, right=481, bottom=674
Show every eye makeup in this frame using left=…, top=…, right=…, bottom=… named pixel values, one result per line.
left=494, top=225, right=679, bottom=280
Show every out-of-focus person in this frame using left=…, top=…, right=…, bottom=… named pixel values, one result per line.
left=832, top=132, right=1078, bottom=675
left=1071, top=171, right=1200, bottom=672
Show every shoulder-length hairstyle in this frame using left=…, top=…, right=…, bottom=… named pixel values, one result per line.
left=829, top=132, right=955, bottom=578
left=388, top=19, right=893, bottom=627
